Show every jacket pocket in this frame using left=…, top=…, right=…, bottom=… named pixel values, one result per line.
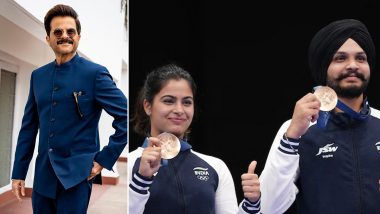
left=76, top=96, right=94, bottom=118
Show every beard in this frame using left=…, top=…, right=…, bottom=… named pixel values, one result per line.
left=327, top=71, right=369, bottom=98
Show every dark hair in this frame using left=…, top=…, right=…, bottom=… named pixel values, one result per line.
left=44, top=4, right=81, bottom=36
left=131, top=64, right=197, bottom=138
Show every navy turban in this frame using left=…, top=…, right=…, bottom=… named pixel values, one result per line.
left=308, top=19, right=376, bottom=85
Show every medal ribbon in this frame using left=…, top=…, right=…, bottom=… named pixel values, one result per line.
left=336, top=99, right=369, bottom=121
left=317, top=99, right=370, bottom=128
left=317, top=111, right=330, bottom=128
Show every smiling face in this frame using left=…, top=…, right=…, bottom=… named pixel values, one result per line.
left=46, top=16, right=80, bottom=63
left=326, top=38, right=370, bottom=98
left=144, top=79, right=194, bottom=139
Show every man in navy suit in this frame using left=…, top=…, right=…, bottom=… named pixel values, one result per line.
left=11, top=4, right=128, bottom=213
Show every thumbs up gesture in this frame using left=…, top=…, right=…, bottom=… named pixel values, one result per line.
left=241, top=160, right=261, bottom=203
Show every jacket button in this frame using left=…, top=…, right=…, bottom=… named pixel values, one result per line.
left=48, top=148, right=53, bottom=152
left=53, top=86, right=59, bottom=91
left=50, top=118, right=55, bottom=122
left=49, top=133, right=54, bottom=138
left=52, top=102, right=57, bottom=106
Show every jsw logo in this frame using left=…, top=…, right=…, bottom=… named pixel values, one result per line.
left=316, top=143, right=338, bottom=156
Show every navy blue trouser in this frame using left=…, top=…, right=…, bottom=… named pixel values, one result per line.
left=32, top=178, right=93, bottom=214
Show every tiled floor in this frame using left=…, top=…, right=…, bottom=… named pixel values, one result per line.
left=0, top=161, right=127, bottom=214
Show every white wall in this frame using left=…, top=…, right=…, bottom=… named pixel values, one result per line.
left=0, top=50, right=38, bottom=193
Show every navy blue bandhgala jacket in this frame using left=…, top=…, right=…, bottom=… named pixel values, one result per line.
left=11, top=53, right=128, bottom=199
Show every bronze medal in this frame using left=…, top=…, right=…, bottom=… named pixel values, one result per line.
left=313, top=86, right=338, bottom=111
left=157, top=132, right=181, bottom=159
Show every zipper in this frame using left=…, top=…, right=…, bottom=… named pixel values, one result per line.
left=170, top=160, right=186, bottom=214
left=351, top=124, right=363, bottom=213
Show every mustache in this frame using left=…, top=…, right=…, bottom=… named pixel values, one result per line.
left=57, top=38, right=74, bottom=45
left=336, top=70, right=365, bottom=81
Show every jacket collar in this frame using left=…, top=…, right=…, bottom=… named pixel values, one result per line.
left=54, top=53, right=80, bottom=68
left=331, top=97, right=371, bottom=126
